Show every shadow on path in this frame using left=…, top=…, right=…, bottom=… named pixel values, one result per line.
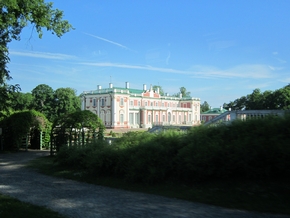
left=0, top=150, right=288, bottom=218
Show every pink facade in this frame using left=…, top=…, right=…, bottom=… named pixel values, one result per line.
left=82, top=83, right=201, bottom=129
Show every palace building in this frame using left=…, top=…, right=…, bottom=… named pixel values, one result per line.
left=81, top=82, right=201, bottom=129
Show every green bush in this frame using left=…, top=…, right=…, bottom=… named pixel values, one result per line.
left=0, top=110, right=51, bottom=150
left=55, top=115, right=290, bottom=184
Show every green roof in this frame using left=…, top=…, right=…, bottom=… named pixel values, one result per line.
left=202, top=108, right=228, bottom=114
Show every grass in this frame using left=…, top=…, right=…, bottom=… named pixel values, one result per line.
left=0, top=193, right=66, bottom=218
left=27, top=156, right=290, bottom=216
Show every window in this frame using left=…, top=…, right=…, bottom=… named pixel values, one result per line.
left=162, top=114, right=165, bottom=122
left=120, top=114, right=124, bottom=123
left=93, top=99, right=96, bottom=107
left=130, top=100, right=133, bottom=106
left=151, top=102, right=153, bottom=106
left=148, top=114, right=151, bottom=123
left=135, top=113, right=140, bottom=124
left=106, top=110, right=111, bottom=124
left=155, top=114, right=158, bottom=123
left=120, top=98, right=124, bottom=106
left=129, top=113, right=134, bottom=124
left=138, top=101, right=141, bottom=106
left=100, top=110, right=105, bottom=121
left=145, top=101, right=148, bottom=106
left=173, top=115, right=175, bottom=122
left=162, top=103, right=164, bottom=107
left=101, top=98, right=105, bottom=106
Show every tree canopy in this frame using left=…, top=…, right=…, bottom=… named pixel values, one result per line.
left=0, top=0, right=73, bottom=110
left=173, top=87, right=191, bottom=98
left=152, top=85, right=164, bottom=96
left=223, top=85, right=290, bottom=110
left=200, top=101, right=210, bottom=112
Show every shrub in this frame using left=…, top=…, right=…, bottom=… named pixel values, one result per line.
left=55, top=115, right=290, bottom=184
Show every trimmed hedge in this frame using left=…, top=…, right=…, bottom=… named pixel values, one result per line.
left=55, top=115, right=290, bottom=184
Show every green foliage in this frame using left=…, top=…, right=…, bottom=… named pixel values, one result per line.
left=53, top=87, right=81, bottom=119
left=152, top=85, right=164, bottom=95
left=31, top=84, right=54, bottom=117
left=200, top=101, right=210, bottom=112
left=54, top=115, right=290, bottom=184
left=0, top=193, right=65, bottom=218
left=224, top=85, right=290, bottom=110
left=0, top=110, right=51, bottom=150
left=51, top=110, right=105, bottom=150
left=173, top=87, right=191, bottom=97
left=0, top=0, right=73, bottom=115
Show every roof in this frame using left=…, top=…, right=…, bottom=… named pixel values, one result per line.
left=82, top=87, right=200, bottom=101
left=201, top=108, right=228, bottom=114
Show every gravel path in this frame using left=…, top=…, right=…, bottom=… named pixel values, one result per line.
left=0, top=150, right=288, bottom=218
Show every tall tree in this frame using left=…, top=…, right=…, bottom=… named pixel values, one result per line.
left=9, top=92, right=33, bottom=111
left=31, top=84, right=54, bottom=119
left=0, top=0, right=73, bottom=109
left=173, top=87, right=191, bottom=98
left=223, top=85, right=290, bottom=110
left=179, top=87, right=191, bottom=97
left=53, top=87, right=80, bottom=119
left=200, top=101, right=210, bottom=112
left=153, top=85, right=164, bottom=96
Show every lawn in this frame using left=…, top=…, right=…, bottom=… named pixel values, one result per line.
left=0, top=193, right=66, bottom=218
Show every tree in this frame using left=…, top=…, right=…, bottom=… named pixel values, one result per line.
left=200, top=101, right=210, bottom=112
left=9, top=92, right=34, bottom=111
left=53, top=87, right=80, bottom=119
left=180, top=87, right=191, bottom=97
left=31, top=84, right=54, bottom=119
left=0, top=0, right=73, bottom=110
left=152, top=85, right=164, bottom=96
left=173, top=87, right=191, bottom=98
left=223, top=85, right=290, bottom=110
left=273, top=85, right=290, bottom=110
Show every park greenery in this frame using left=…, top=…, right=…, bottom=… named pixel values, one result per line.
left=26, top=114, right=290, bottom=215
left=0, top=193, right=65, bottom=218
left=55, top=115, right=290, bottom=185
left=0, top=83, right=85, bottom=151
left=0, top=0, right=73, bottom=113
left=223, top=85, right=290, bottom=110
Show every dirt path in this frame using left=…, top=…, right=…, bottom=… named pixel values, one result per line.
left=0, top=150, right=288, bottom=218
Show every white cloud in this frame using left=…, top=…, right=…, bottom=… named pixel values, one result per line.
left=80, top=62, right=274, bottom=79
left=166, top=52, right=171, bottom=65
left=275, top=57, right=287, bottom=64
left=268, top=65, right=284, bottom=71
left=79, top=62, right=190, bottom=75
left=10, top=50, right=77, bottom=60
left=208, top=40, right=236, bottom=51
left=189, top=64, right=273, bottom=79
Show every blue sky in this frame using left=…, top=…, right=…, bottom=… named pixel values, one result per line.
left=7, top=0, right=290, bottom=107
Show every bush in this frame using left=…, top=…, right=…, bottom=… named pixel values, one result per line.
left=55, top=115, right=290, bottom=184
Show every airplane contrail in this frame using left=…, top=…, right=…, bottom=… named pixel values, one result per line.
left=84, top=32, right=130, bottom=50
